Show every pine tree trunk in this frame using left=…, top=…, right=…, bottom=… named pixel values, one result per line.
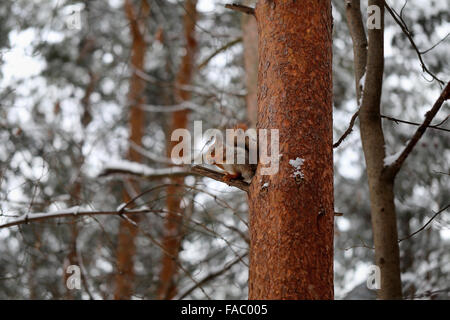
left=242, top=0, right=258, bottom=127
left=157, top=0, right=198, bottom=300
left=248, top=0, right=334, bottom=300
left=114, top=0, right=150, bottom=300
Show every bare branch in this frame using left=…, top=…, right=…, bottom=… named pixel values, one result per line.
left=225, top=3, right=255, bottom=15
left=420, top=32, right=450, bottom=55
left=191, top=165, right=250, bottom=192
left=398, top=204, right=449, bottom=242
left=197, top=37, right=242, bottom=70
left=333, top=111, right=360, bottom=148
left=383, top=0, right=444, bottom=85
left=432, top=115, right=449, bottom=127
left=100, top=162, right=250, bottom=191
left=177, top=253, right=247, bottom=300
left=118, top=210, right=212, bottom=300
left=385, top=82, right=450, bottom=177
left=99, top=160, right=195, bottom=180
left=381, top=114, right=450, bottom=133
left=140, top=101, right=207, bottom=114
left=0, top=208, right=153, bottom=230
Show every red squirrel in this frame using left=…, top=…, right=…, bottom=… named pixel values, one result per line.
left=203, top=123, right=257, bottom=183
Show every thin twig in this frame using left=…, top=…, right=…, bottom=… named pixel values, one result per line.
left=398, top=204, right=449, bottom=242
left=386, top=82, right=450, bottom=177
left=381, top=114, right=450, bottom=133
left=333, top=111, right=360, bottom=148
left=383, top=0, right=444, bottom=85
left=0, top=209, right=153, bottom=230
left=119, top=212, right=212, bottom=299
left=420, top=33, right=450, bottom=55
left=198, top=37, right=242, bottom=70
left=432, top=170, right=449, bottom=176
left=177, top=253, right=247, bottom=300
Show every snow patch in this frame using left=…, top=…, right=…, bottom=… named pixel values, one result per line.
left=104, top=159, right=187, bottom=177
left=289, top=157, right=305, bottom=179
left=359, top=73, right=366, bottom=89
left=384, top=149, right=403, bottom=166
left=358, top=72, right=366, bottom=105
left=116, top=203, right=127, bottom=211
left=17, top=205, right=86, bottom=221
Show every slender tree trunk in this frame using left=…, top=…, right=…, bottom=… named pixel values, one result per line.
left=157, top=0, right=198, bottom=300
left=115, top=0, right=150, bottom=300
left=345, top=0, right=367, bottom=104
left=248, top=0, right=334, bottom=300
left=242, top=0, right=258, bottom=127
left=356, top=0, right=402, bottom=299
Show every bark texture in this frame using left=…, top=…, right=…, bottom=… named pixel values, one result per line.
left=345, top=0, right=367, bottom=104
left=115, top=0, right=150, bottom=300
left=157, top=0, right=198, bottom=300
left=248, top=0, right=334, bottom=300
left=242, top=0, right=258, bottom=127
left=358, top=0, right=402, bottom=299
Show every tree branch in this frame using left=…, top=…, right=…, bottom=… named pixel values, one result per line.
left=191, top=165, right=250, bottom=192
left=385, top=82, right=450, bottom=177
left=383, top=0, right=444, bottom=85
left=98, top=160, right=196, bottom=180
left=225, top=3, right=255, bottom=15
left=398, top=204, right=449, bottom=242
left=381, top=114, right=450, bottom=133
left=177, top=253, right=248, bottom=299
left=333, top=110, right=359, bottom=148
left=197, top=37, right=242, bottom=70
left=0, top=208, right=153, bottom=230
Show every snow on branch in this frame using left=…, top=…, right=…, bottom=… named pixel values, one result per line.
left=98, top=160, right=250, bottom=192
left=0, top=206, right=153, bottom=229
left=140, top=101, right=208, bottom=113
left=99, top=159, right=194, bottom=180
left=191, top=165, right=250, bottom=192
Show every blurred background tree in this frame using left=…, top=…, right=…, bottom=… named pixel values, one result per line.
left=0, top=0, right=448, bottom=299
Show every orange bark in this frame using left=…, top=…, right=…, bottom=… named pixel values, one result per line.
left=242, top=0, right=258, bottom=127
left=248, top=0, right=334, bottom=299
left=114, top=0, right=150, bottom=300
left=156, top=0, right=198, bottom=300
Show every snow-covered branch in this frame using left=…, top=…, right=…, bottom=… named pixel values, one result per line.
left=191, top=165, right=250, bottom=192
left=0, top=206, right=153, bottom=229
left=99, top=160, right=250, bottom=192
left=99, top=159, right=194, bottom=180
